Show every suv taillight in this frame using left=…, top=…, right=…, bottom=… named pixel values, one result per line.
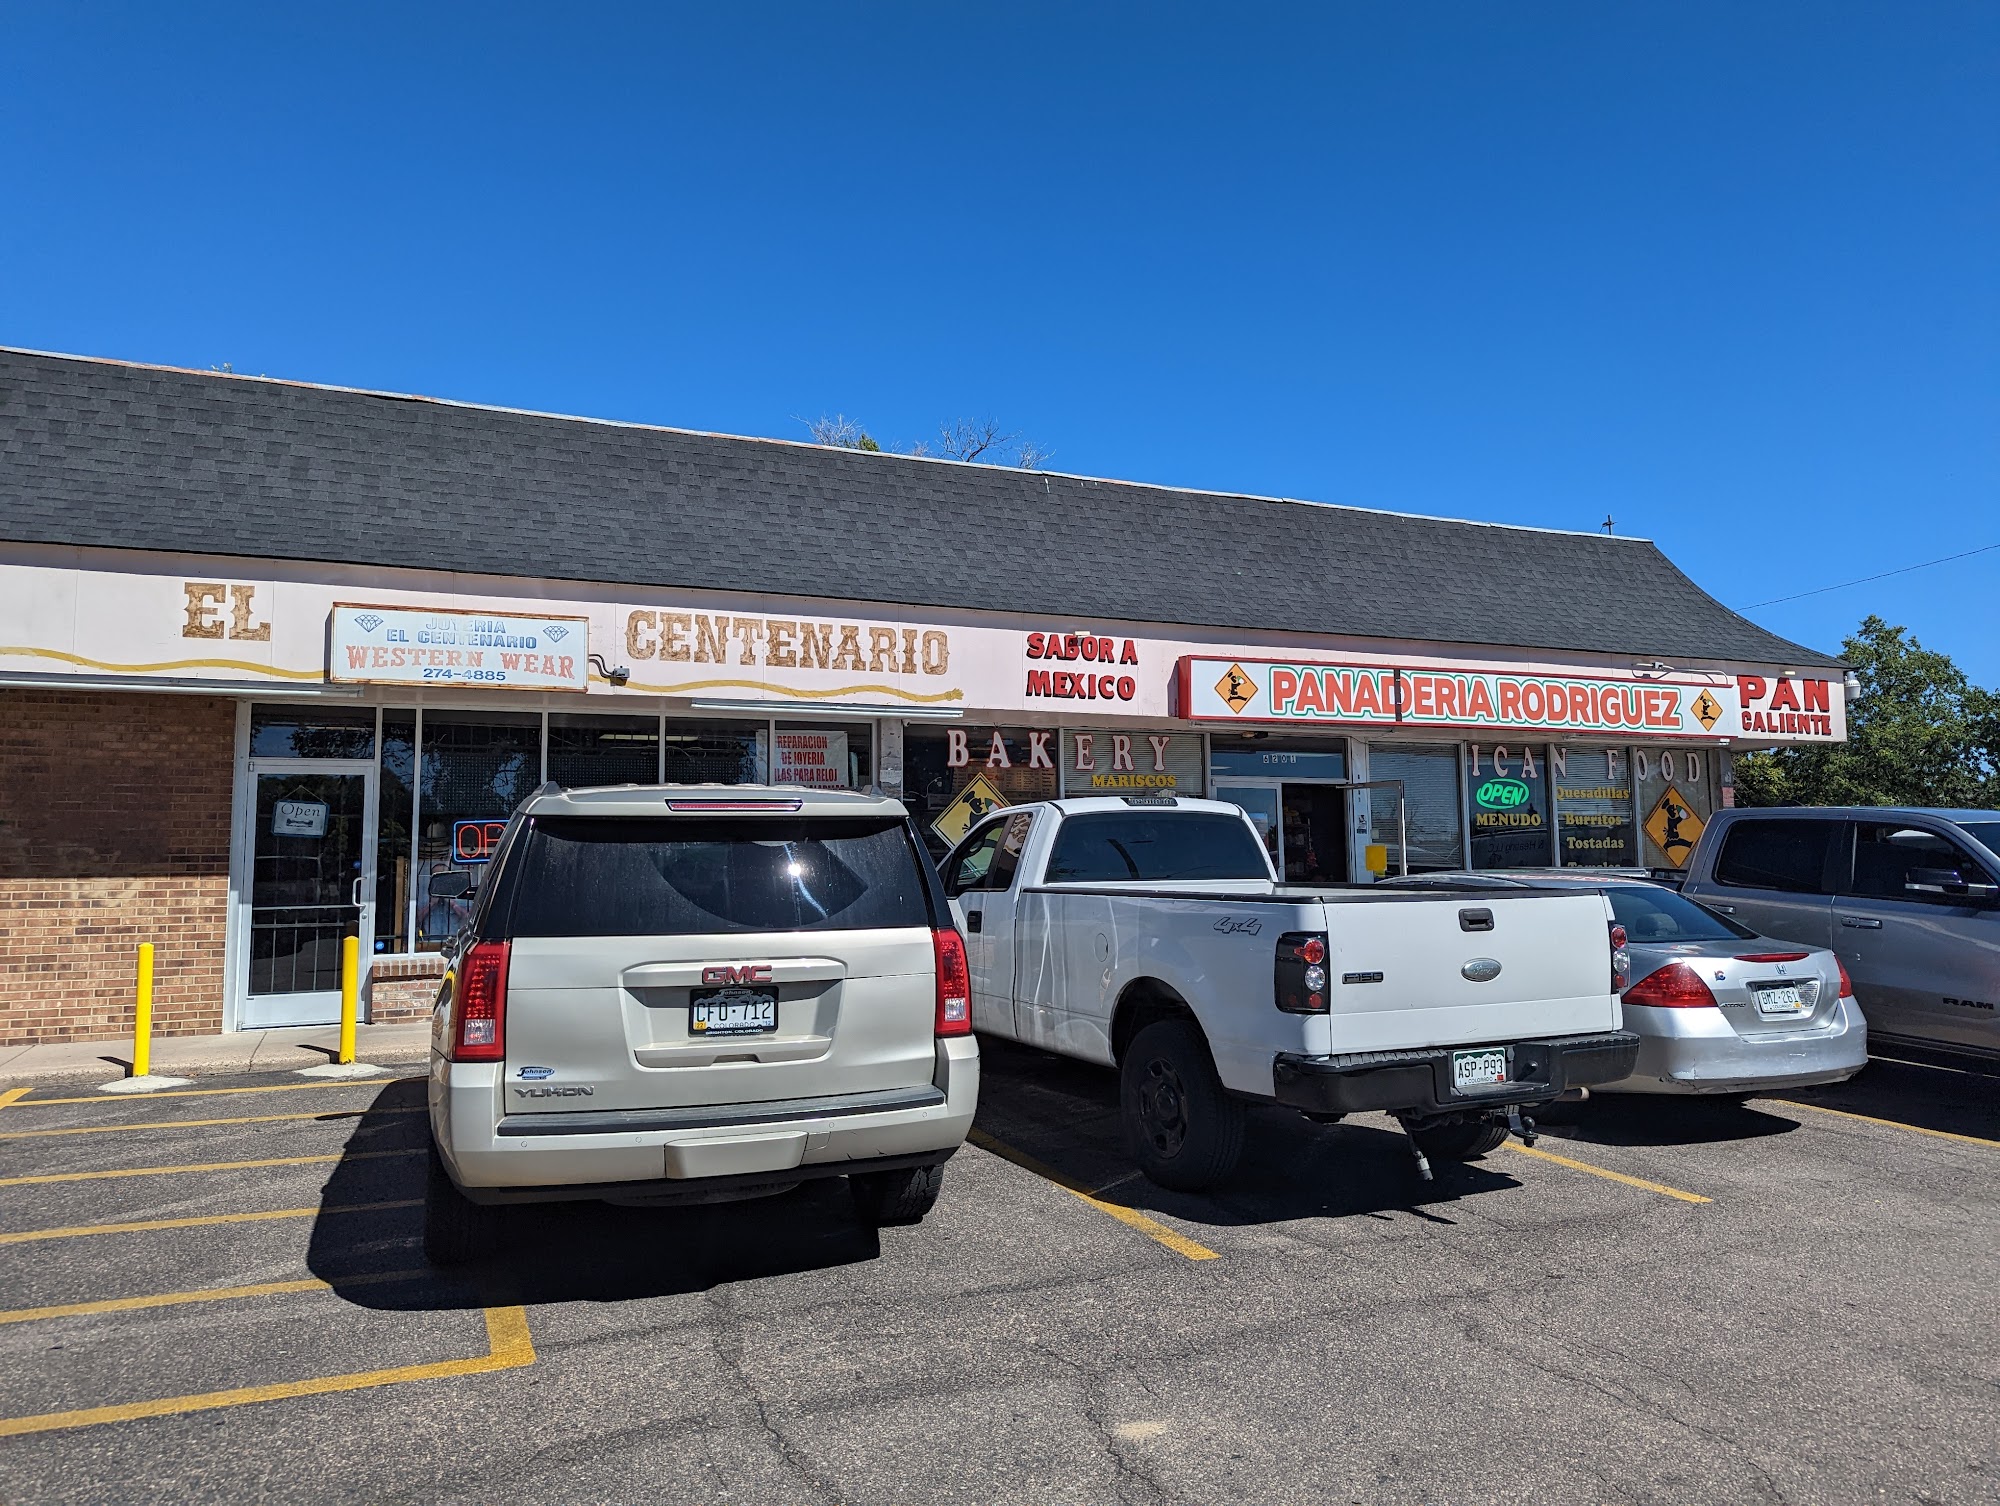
left=451, top=940, right=511, bottom=1062
left=1275, top=931, right=1330, bottom=1014
left=1610, top=923, right=1630, bottom=992
left=1622, top=961, right=1717, bottom=1009
left=933, top=928, right=972, bottom=1037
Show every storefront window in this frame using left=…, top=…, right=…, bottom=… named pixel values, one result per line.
left=1635, top=747, right=1715, bottom=872
left=415, top=711, right=540, bottom=949
left=774, top=722, right=872, bottom=790
left=1061, top=730, right=1204, bottom=797
left=250, top=705, right=375, bottom=760
left=905, top=726, right=1061, bottom=856
left=1209, top=734, right=1347, bottom=783
left=549, top=713, right=660, bottom=788
left=661, top=721, right=766, bottom=784
left=1366, top=744, right=1465, bottom=872
left=1552, top=744, right=1638, bottom=868
left=375, top=712, right=415, bottom=952
left=1466, top=743, right=1554, bottom=868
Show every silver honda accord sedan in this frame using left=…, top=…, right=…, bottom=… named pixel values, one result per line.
left=1379, top=871, right=1868, bottom=1096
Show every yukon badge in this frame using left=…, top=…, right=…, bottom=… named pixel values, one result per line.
left=1461, top=957, right=1503, bottom=983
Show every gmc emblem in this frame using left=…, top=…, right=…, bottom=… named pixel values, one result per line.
left=702, top=964, right=774, bottom=986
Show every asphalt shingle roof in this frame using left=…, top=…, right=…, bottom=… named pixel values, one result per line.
left=0, top=348, right=1839, bottom=668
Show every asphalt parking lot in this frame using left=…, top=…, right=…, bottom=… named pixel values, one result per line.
left=0, top=1043, right=1994, bottom=1506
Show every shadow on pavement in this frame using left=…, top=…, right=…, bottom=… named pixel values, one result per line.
left=304, top=1078, right=882, bottom=1313
left=973, top=1036, right=1523, bottom=1230
left=1532, top=1094, right=1803, bottom=1149
left=1775, top=1052, right=2000, bottom=1143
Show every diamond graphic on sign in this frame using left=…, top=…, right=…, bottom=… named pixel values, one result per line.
left=930, top=771, right=1009, bottom=848
left=353, top=613, right=383, bottom=633
left=1214, top=664, right=1257, bottom=715
left=1642, top=784, right=1706, bottom=870
left=543, top=625, right=569, bottom=642
left=1692, top=689, right=1723, bottom=731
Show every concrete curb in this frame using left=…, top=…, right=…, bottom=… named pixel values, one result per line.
left=0, top=1024, right=432, bottom=1085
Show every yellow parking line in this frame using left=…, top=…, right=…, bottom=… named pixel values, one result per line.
left=0, top=1304, right=534, bottom=1437
left=1504, top=1143, right=1711, bottom=1204
left=16, top=1077, right=421, bottom=1108
left=0, top=1148, right=424, bottom=1188
left=0, top=1199, right=421, bottom=1246
left=968, top=1128, right=1220, bottom=1261
left=0, top=1268, right=428, bottom=1325
left=0, top=1106, right=424, bottom=1140
left=1782, top=1100, right=1998, bottom=1148
left=0, top=1087, right=30, bottom=1110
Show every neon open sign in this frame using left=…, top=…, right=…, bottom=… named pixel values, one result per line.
left=451, top=820, right=509, bottom=864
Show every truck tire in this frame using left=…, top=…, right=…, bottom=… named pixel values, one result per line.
left=1410, top=1116, right=1509, bottom=1163
left=1121, top=1018, right=1245, bottom=1191
left=424, top=1139, right=504, bottom=1267
left=850, top=1163, right=945, bottom=1226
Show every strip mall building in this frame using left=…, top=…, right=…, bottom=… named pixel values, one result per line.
left=0, top=349, right=1846, bottom=1045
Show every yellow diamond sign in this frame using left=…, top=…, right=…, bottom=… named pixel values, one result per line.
left=930, top=771, right=1009, bottom=848
left=1643, top=785, right=1706, bottom=869
left=1215, top=663, right=1257, bottom=715
left=1692, top=689, right=1723, bottom=731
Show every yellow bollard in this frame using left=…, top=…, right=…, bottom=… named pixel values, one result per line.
left=131, top=942, right=156, bottom=1079
left=337, top=935, right=360, bottom=1066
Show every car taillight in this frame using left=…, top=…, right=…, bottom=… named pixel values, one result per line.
left=1609, top=924, right=1630, bottom=992
left=1837, top=958, right=1855, bottom=999
left=451, top=940, right=511, bottom=1062
left=1275, top=931, right=1330, bottom=1014
left=1622, top=961, right=1718, bottom=1009
left=933, top=928, right=972, bottom=1037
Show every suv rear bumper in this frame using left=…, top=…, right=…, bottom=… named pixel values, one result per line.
left=1271, top=1030, right=1641, bottom=1117
left=434, top=1036, right=978, bottom=1197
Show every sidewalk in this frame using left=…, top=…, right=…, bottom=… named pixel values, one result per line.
left=0, top=1023, right=432, bottom=1084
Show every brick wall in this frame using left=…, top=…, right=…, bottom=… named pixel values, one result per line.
left=367, top=954, right=444, bottom=1025
left=0, top=690, right=236, bottom=1045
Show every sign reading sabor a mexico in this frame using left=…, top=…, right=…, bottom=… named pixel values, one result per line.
left=1176, top=656, right=1844, bottom=742
left=329, top=605, right=589, bottom=691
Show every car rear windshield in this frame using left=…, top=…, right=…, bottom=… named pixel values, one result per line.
left=1605, top=886, right=1755, bottom=944
left=1044, top=812, right=1271, bottom=884
left=506, top=816, right=932, bottom=936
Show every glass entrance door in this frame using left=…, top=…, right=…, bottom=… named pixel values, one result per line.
left=243, top=763, right=376, bottom=1028
left=1214, top=783, right=1282, bottom=870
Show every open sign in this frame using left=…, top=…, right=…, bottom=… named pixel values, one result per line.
left=452, top=819, right=509, bottom=864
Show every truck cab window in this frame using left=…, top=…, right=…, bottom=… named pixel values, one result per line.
left=1045, top=812, right=1270, bottom=884
left=944, top=812, right=1033, bottom=896
left=1852, top=825, right=1999, bottom=905
left=1713, top=819, right=1836, bottom=894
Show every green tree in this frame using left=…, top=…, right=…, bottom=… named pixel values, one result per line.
left=1735, top=615, right=2000, bottom=808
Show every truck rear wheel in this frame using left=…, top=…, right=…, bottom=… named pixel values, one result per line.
left=423, top=1139, right=505, bottom=1267
left=1409, top=1115, right=1509, bottom=1163
left=1121, top=1019, right=1245, bottom=1191
left=850, top=1163, right=945, bottom=1226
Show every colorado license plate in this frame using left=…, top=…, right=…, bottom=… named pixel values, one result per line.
left=689, top=985, right=778, bottom=1036
left=1451, top=1048, right=1509, bottom=1092
left=1753, top=984, right=1807, bottom=1017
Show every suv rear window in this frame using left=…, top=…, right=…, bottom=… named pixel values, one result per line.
left=506, top=817, right=932, bottom=936
left=1712, top=819, right=1836, bottom=894
left=1044, top=812, right=1270, bottom=884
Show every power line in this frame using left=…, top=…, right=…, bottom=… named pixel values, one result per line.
left=1739, top=542, right=2000, bottom=610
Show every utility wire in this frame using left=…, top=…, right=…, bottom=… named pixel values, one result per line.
left=1740, top=541, right=2000, bottom=610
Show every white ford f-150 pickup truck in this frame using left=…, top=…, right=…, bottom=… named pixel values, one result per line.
left=940, top=796, right=1640, bottom=1188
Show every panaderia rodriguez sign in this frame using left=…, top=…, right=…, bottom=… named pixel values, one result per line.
left=1176, top=656, right=1844, bottom=743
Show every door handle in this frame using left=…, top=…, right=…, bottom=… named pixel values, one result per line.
left=1839, top=916, right=1883, bottom=929
left=351, top=877, right=365, bottom=909
left=965, top=909, right=983, bottom=933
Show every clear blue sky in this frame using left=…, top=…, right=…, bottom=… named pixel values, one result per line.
left=4, top=5, right=1994, bottom=680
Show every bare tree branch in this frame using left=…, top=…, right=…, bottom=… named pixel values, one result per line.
left=1014, top=440, right=1054, bottom=471
left=800, top=414, right=877, bottom=450
left=938, top=419, right=1017, bottom=463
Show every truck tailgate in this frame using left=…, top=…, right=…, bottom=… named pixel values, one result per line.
left=1327, top=891, right=1617, bottom=1052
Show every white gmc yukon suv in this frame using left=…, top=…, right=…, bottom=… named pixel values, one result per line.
left=941, top=796, right=1639, bottom=1188
left=424, top=785, right=979, bottom=1265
